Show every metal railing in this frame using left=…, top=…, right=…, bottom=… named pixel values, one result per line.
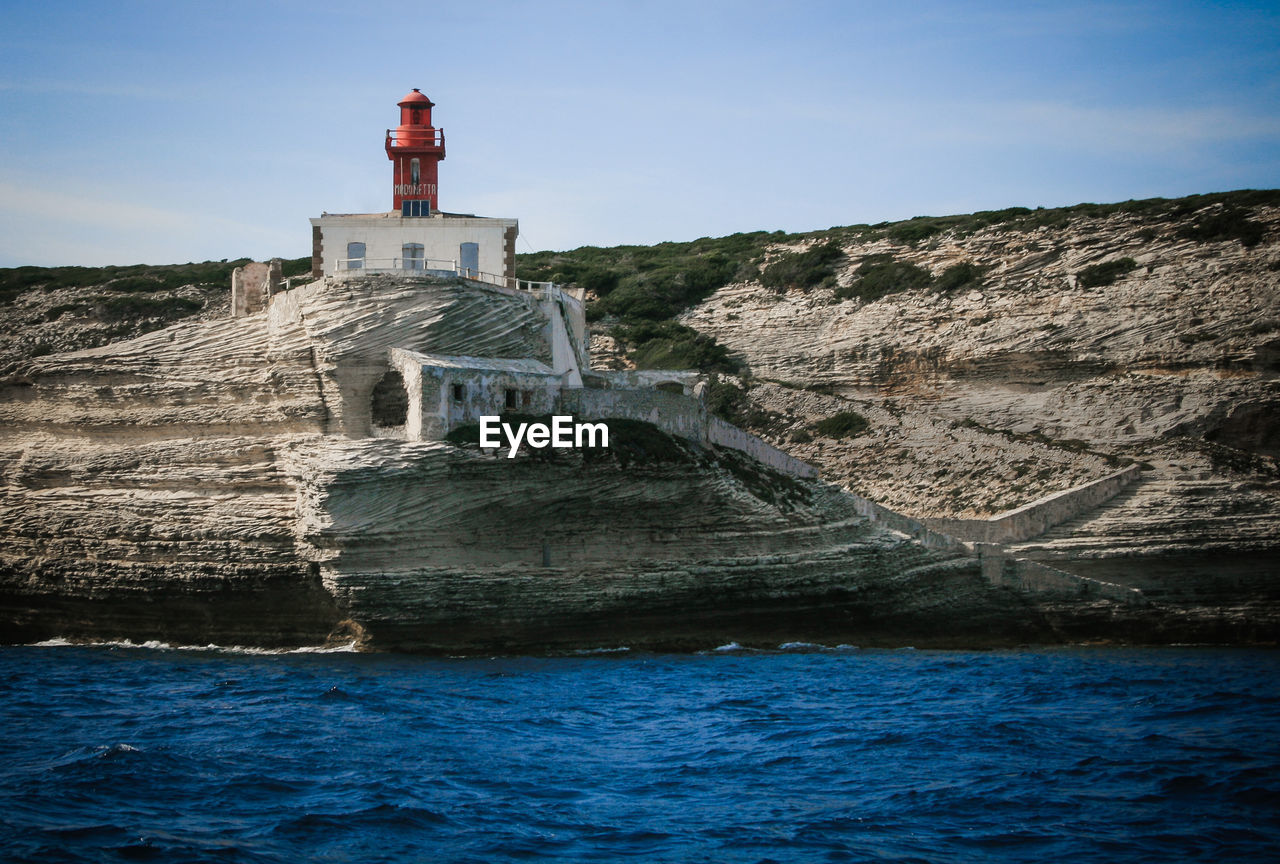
left=335, top=257, right=456, bottom=274
left=331, top=258, right=561, bottom=295
left=385, top=129, right=445, bottom=149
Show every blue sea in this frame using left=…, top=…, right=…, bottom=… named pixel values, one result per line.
left=1, top=643, right=1278, bottom=863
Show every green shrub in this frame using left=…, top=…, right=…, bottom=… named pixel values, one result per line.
left=701, top=375, right=783, bottom=429
left=810, top=410, right=869, bottom=439
left=44, top=303, right=86, bottom=321
left=96, top=295, right=203, bottom=321
left=597, top=284, right=675, bottom=321
left=835, top=254, right=933, bottom=302
left=518, top=232, right=776, bottom=326
left=886, top=219, right=945, bottom=246
left=106, top=276, right=166, bottom=292
left=1077, top=257, right=1138, bottom=288
left=713, top=445, right=810, bottom=507
left=596, top=418, right=697, bottom=466
left=616, top=320, right=739, bottom=373
left=1177, top=207, right=1266, bottom=247
left=760, top=241, right=844, bottom=292
left=0, top=258, right=260, bottom=306
left=933, top=261, right=985, bottom=293
left=629, top=334, right=734, bottom=372
left=281, top=257, right=312, bottom=277
left=703, top=376, right=751, bottom=424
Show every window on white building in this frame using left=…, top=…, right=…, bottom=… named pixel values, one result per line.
left=346, top=241, right=365, bottom=270
left=403, top=243, right=424, bottom=270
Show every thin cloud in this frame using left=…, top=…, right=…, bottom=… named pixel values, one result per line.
left=0, top=180, right=297, bottom=266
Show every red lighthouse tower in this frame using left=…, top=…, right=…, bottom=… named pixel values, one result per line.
left=385, top=89, right=445, bottom=217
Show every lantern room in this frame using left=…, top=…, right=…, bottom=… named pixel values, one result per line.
left=385, top=88, right=446, bottom=216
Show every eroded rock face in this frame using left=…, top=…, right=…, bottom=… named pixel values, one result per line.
left=284, top=438, right=1037, bottom=652
left=0, top=435, right=341, bottom=647
left=686, top=208, right=1279, bottom=394
left=674, top=202, right=1280, bottom=608
left=4, top=197, right=1278, bottom=650
left=2, top=274, right=1047, bottom=651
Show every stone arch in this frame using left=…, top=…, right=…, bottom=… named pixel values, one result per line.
left=370, top=369, right=409, bottom=429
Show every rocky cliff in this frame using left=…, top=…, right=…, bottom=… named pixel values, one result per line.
left=668, top=196, right=1278, bottom=614
left=1, top=274, right=1058, bottom=652
left=2, top=193, right=1277, bottom=650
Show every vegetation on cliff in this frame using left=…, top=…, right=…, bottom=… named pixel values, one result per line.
left=515, top=189, right=1276, bottom=374
left=0, top=256, right=312, bottom=372
left=1, top=189, right=1273, bottom=376
left=1077, top=257, right=1138, bottom=288
left=0, top=257, right=311, bottom=307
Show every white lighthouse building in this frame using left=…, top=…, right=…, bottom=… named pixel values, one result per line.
left=308, top=89, right=518, bottom=285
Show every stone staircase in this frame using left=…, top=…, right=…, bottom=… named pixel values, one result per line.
left=1007, top=473, right=1280, bottom=560
left=1003, top=469, right=1280, bottom=604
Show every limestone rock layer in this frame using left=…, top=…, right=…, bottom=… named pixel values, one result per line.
left=0, top=275, right=1048, bottom=652
left=676, top=202, right=1280, bottom=587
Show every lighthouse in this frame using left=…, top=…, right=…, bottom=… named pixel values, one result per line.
left=309, top=89, right=518, bottom=283
left=386, top=89, right=445, bottom=217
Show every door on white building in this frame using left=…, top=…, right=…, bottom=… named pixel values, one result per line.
left=459, top=242, right=479, bottom=278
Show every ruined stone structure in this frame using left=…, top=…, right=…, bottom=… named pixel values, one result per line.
left=230, top=258, right=282, bottom=318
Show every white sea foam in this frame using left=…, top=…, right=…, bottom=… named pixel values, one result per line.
left=27, top=637, right=360, bottom=655
left=286, top=641, right=360, bottom=654
left=778, top=641, right=862, bottom=652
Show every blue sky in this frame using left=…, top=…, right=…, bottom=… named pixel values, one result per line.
left=1, top=0, right=1277, bottom=266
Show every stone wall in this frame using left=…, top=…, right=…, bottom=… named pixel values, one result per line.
left=922, top=464, right=1142, bottom=544
left=1006, top=558, right=1147, bottom=605
left=561, top=389, right=819, bottom=479
left=705, top=416, right=819, bottom=479
left=563, top=387, right=707, bottom=441
left=843, top=493, right=971, bottom=554
left=584, top=369, right=700, bottom=393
